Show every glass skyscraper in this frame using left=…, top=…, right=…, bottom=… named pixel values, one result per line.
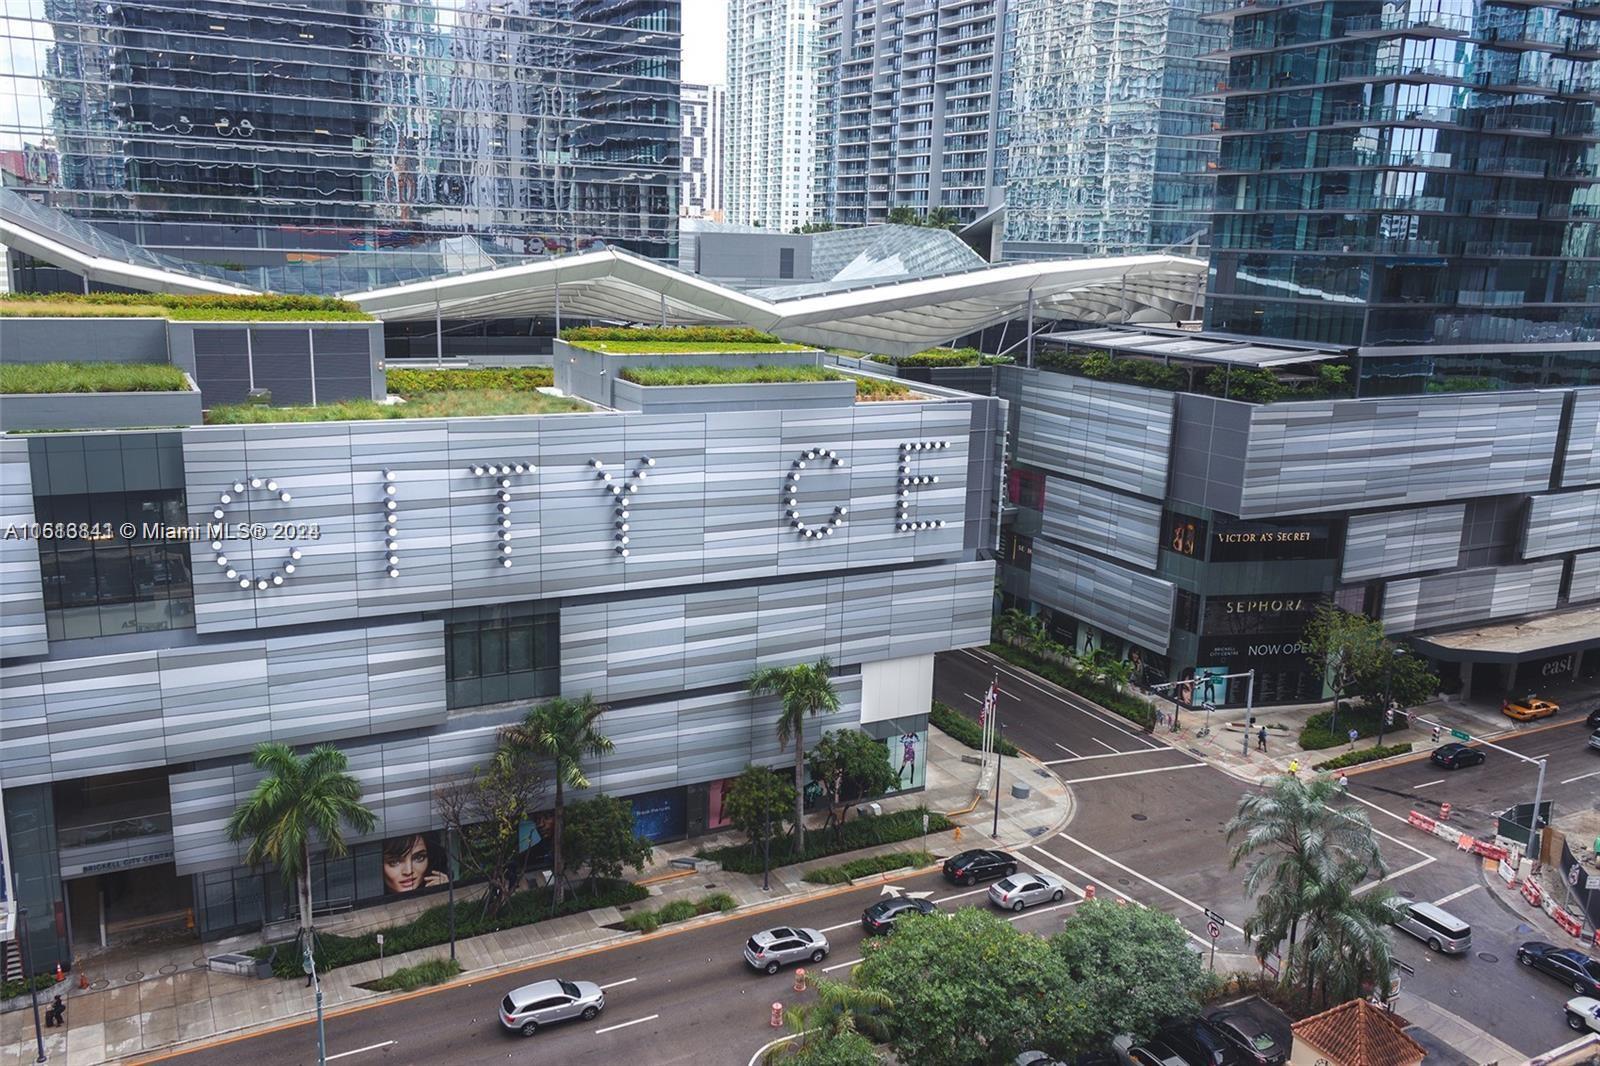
left=1002, top=0, right=1225, bottom=258
left=0, top=0, right=681, bottom=279
left=1204, top=0, right=1600, bottom=347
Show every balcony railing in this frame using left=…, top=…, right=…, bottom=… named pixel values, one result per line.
left=1456, top=290, right=1526, bottom=306
left=1471, top=199, right=1541, bottom=216
left=57, top=812, right=174, bottom=850
left=1462, top=240, right=1534, bottom=255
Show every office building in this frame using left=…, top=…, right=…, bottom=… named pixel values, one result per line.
left=1002, top=0, right=1224, bottom=258
left=681, top=83, right=727, bottom=220
left=725, top=0, right=817, bottom=229
left=814, top=0, right=1011, bottom=228
left=0, top=0, right=681, bottom=277
left=1203, top=0, right=1600, bottom=347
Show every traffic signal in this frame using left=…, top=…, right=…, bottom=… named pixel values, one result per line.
left=1431, top=725, right=1441, bottom=743
left=1385, top=706, right=1394, bottom=726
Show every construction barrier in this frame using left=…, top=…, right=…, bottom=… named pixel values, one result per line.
left=1523, top=880, right=1544, bottom=907
left=1498, top=858, right=1519, bottom=886
left=1407, top=810, right=1437, bottom=833
left=793, top=969, right=807, bottom=993
left=1456, top=834, right=1474, bottom=852
left=1440, top=802, right=1452, bottom=821
left=771, top=1002, right=784, bottom=1028
left=1472, top=839, right=1510, bottom=863
left=1552, top=907, right=1584, bottom=938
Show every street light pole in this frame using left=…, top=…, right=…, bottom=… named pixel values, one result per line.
left=302, top=935, right=326, bottom=1066
left=16, top=905, right=47, bottom=1063
left=445, top=825, right=457, bottom=964
left=1530, top=756, right=1548, bottom=858
left=992, top=710, right=1004, bottom=838
left=761, top=808, right=771, bottom=892
left=1378, top=647, right=1406, bottom=748
left=1242, top=670, right=1255, bottom=757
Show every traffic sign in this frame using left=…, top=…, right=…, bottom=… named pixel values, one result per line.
left=1207, top=921, right=1222, bottom=940
left=1203, top=908, right=1225, bottom=926
left=1449, top=728, right=1471, bottom=741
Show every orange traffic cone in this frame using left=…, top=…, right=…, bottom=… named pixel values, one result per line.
left=78, top=970, right=89, bottom=990
left=54, top=962, right=64, bottom=983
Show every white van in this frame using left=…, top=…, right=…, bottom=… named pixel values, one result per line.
left=1390, top=900, right=1472, bottom=954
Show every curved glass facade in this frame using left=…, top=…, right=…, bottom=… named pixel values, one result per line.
left=0, top=0, right=680, bottom=281
left=1203, top=0, right=1600, bottom=346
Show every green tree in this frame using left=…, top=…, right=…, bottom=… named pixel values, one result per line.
left=499, top=694, right=614, bottom=904
left=1301, top=604, right=1384, bottom=732
left=808, top=729, right=900, bottom=833
left=768, top=977, right=892, bottom=1062
left=561, top=794, right=653, bottom=890
left=225, top=743, right=377, bottom=936
left=995, top=608, right=1046, bottom=650
left=749, top=659, right=841, bottom=855
left=1353, top=646, right=1438, bottom=736
left=1051, top=899, right=1210, bottom=1041
left=923, top=206, right=960, bottom=230
left=854, top=906, right=1085, bottom=1065
left=778, top=1031, right=881, bottom=1066
left=1297, top=872, right=1397, bottom=1011
left=1226, top=774, right=1388, bottom=1002
left=1083, top=647, right=1133, bottom=693
left=434, top=747, right=550, bottom=914
left=886, top=206, right=922, bottom=226
left=724, top=764, right=796, bottom=851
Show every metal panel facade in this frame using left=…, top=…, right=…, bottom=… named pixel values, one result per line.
left=168, top=677, right=863, bottom=874
left=1029, top=539, right=1175, bottom=653
left=0, top=437, right=48, bottom=656
left=1240, top=391, right=1565, bottom=518
left=1523, top=487, right=1600, bottom=559
left=1005, top=369, right=1175, bottom=498
left=1571, top=551, right=1600, bottom=605
left=560, top=561, right=992, bottom=702
left=1562, top=388, right=1600, bottom=488
left=183, top=405, right=972, bottom=635
left=1380, top=559, right=1564, bottom=634
left=1040, top=474, right=1162, bottom=569
left=0, top=620, right=444, bottom=786
left=1341, top=504, right=1465, bottom=582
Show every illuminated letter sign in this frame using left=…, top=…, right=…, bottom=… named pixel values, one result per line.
left=210, top=475, right=301, bottom=589
left=380, top=469, right=400, bottom=578
left=895, top=440, right=948, bottom=533
left=593, top=455, right=655, bottom=558
left=783, top=447, right=847, bottom=540
left=470, top=462, right=537, bottom=568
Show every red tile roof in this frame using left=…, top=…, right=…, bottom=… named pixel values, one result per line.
left=1291, top=999, right=1426, bottom=1066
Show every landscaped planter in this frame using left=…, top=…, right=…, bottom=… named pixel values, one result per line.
left=553, top=339, right=826, bottom=406
left=0, top=374, right=203, bottom=431
left=609, top=376, right=857, bottom=413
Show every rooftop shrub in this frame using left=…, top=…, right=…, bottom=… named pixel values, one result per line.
left=386, top=367, right=553, bottom=394
left=206, top=390, right=587, bottom=423
left=1035, top=349, right=1187, bottom=392
left=867, top=347, right=1014, bottom=368
left=0, top=291, right=371, bottom=321
left=561, top=325, right=782, bottom=343
left=619, top=364, right=843, bottom=386
left=1, top=362, right=190, bottom=394
left=851, top=376, right=916, bottom=401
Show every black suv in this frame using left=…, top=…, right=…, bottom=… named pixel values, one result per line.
left=861, top=896, right=937, bottom=934
left=943, top=848, right=1018, bottom=885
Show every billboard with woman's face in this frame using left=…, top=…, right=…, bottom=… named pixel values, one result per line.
left=381, top=832, right=449, bottom=896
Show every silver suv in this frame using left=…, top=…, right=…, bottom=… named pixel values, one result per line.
left=744, top=926, right=829, bottom=974
left=499, top=978, right=605, bottom=1036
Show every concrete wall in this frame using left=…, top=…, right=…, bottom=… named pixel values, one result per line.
left=1029, top=538, right=1176, bottom=653
left=999, top=367, right=1176, bottom=499
left=0, top=382, right=202, bottom=432
left=1523, top=486, right=1600, bottom=559
left=1570, top=550, right=1600, bottom=605
left=609, top=376, right=857, bottom=413
left=1040, top=473, right=1162, bottom=569
left=0, top=317, right=169, bottom=364
left=1562, top=387, right=1600, bottom=488
left=693, top=231, right=813, bottom=282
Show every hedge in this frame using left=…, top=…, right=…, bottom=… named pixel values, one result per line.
left=562, top=325, right=781, bottom=343
left=0, top=362, right=190, bottom=394
left=362, top=957, right=462, bottom=992
left=1, top=973, right=58, bottom=1002
left=865, top=347, right=1015, bottom=368
left=252, top=879, right=648, bottom=977
left=386, top=367, right=553, bottom=394
left=803, top=850, right=935, bottom=885
left=985, top=643, right=1156, bottom=730
left=620, top=892, right=737, bottom=933
left=207, top=390, right=586, bottom=424
left=698, top=808, right=951, bottom=874
left=1314, top=743, right=1413, bottom=771
left=1299, top=703, right=1409, bottom=751
left=851, top=376, right=915, bottom=400
left=0, top=291, right=370, bottom=321
left=620, top=365, right=841, bottom=386
left=931, top=701, right=1019, bottom=756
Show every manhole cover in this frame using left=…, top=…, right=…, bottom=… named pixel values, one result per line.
left=1117, top=878, right=1131, bottom=886
left=125, top=971, right=144, bottom=982
left=704, top=884, right=717, bottom=889
left=1131, top=813, right=1148, bottom=821
left=90, top=980, right=110, bottom=991
left=1449, top=988, right=1462, bottom=998
left=193, top=958, right=208, bottom=969
left=159, top=963, right=180, bottom=975
left=1476, top=952, right=1498, bottom=963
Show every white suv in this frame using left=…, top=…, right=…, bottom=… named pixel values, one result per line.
left=499, top=978, right=605, bottom=1036
left=1567, top=996, right=1600, bottom=1033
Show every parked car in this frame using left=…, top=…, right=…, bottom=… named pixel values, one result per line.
left=1157, top=1018, right=1244, bottom=1066
left=1518, top=942, right=1600, bottom=997
left=1502, top=696, right=1559, bottom=722
left=861, top=896, right=937, bottom=934
left=1388, top=899, right=1471, bottom=954
left=943, top=848, right=1018, bottom=885
left=1566, top=996, right=1600, bottom=1032
left=743, top=926, right=829, bottom=974
left=1430, top=743, right=1485, bottom=770
left=989, top=871, right=1070, bottom=912
left=1587, top=707, right=1600, bottom=730
left=1112, top=1034, right=1195, bottom=1066
left=1202, top=1000, right=1292, bottom=1066
left=499, top=978, right=605, bottom=1035
left=1588, top=728, right=1600, bottom=752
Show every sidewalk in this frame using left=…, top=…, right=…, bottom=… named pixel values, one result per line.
left=0, top=728, right=1072, bottom=1066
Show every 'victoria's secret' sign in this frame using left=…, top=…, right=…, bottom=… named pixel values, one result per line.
left=1208, top=517, right=1335, bottom=562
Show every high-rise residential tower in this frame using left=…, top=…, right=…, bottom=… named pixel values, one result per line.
left=1002, top=0, right=1225, bottom=258
left=0, top=0, right=682, bottom=276
left=814, top=0, right=1011, bottom=228
left=1203, top=0, right=1600, bottom=347
left=681, top=83, right=727, bottom=220
left=725, top=0, right=816, bottom=229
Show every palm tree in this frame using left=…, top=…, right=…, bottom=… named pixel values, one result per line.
left=1298, top=872, right=1397, bottom=1011
left=225, top=742, right=376, bottom=937
left=1226, top=774, right=1387, bottom=991
left=923, top=206, right=961, bottom=230
left=749, top=659, right=841, bottom=857
left=501, top=694, right=614, bottom=905
left=767, top=977, right=893, bottom=1062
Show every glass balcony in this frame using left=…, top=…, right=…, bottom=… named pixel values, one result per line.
left=57, top=812, right=174, bottom=851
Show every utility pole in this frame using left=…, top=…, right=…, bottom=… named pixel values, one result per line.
left=1378, top=647, right=1406, bottom=747
left=1242, top=670, right=1255, bottom=757
left=991, top=706, right=1004, bottom=839
left=761, top=807, right=772, bottom=892
left=302, top=935, right=326, bottom=1066
left=446, top=825, right=457, bottom=963
left=17, top=906, right=47, bottom=1063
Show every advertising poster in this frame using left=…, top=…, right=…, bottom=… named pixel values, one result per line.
left=380, top=831, right=450, bottom=896
left=630, top=787, right=686, bottom=843
left=707, top=776, right=738, bottom=831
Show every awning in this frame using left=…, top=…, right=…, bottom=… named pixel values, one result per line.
left=1411, top=605, right=1600, bottom=663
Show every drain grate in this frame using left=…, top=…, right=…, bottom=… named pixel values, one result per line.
left=1117, top=878, right=1131, bottom=887
left=1476, top=952, right=1498, bottom=963
left=158, top=963, right=180, bottom=976
left=1131, top=813, right=1148, bottom=821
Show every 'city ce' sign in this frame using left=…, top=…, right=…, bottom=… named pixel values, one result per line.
left=204, top=439, right=955, bottom=592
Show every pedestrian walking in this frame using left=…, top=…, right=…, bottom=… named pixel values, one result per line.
left=1287, top=758, right=1300, bottom=777
left=1257, top=726, right=1267, bottom=752
left=44, top=994, right=65, bottom=1028
left=1338, top=772, right=1350, bottom=793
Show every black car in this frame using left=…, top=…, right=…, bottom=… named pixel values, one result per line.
left=1587, top=706, right=1600, bottom=730
left=1202, top=1001, right=1292, bottom=1066
left=861, top=896, right=937, bottom=934
left=1158, top=1018, right=1244, bottom=1066
left=943, top=848, right=1018, bottom=885
left=1518, top=942, right=1600, bottom=997
left=1430, top=743, right=1485, bottom=770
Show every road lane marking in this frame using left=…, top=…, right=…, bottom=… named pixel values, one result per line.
left=933, top=885, right=993, bottom=904
left=1562, top=769, right=1600, bottom=785
left=599, top=977, right=637, bottom=989
left=1054, top=741, right=1081, bottom=758
left=595, top=1014, right=659, bottom=1035
left=326, top=1042, right=396, bottom=1061
left=1531, top=753, right=1550, bottom=762
left=821, top=958, right=862, bottom=973
left=958, top=649, right=1161, bottom=750
left=1026, top=848, right=1221, bottom=951
left=1356, top=857, right=1434, bottom=894
left=1006, top=898, right=1084, bottom=923
left=1325, top=802, right=1431, bottom=859
left=1432, top=885, right=1481, bottom=906
left=1411, top=779, right=1445, bottom=790
left=1060, top=762, right=1204, bottom=785
left=1044, top=748, right=1174, bottom=766
left=1057, top=834, right=1248, bottom=934
left=1091, top=736, right=1120, bottom=755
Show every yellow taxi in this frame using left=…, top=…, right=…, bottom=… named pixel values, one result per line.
left=1501, top=696, right=1559, bottom=722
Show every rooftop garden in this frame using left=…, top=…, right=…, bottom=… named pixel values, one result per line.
left=1, top=361, right=191, bottom=394
left=1037, top=349, right=1353, bottom=404
left=0, top=291, right=372, bottom=321
left=619, top=363, right=917, bottom=400
left=207, top=366, right=583, bottom=423
left=859, top=346, right=1014, bottom=368
left=560, top=325, right=814, bottom=353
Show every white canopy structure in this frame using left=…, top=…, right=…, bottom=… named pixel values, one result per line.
left=349, top=247, right=1206, bottom=356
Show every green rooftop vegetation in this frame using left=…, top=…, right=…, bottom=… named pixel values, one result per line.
left=560, top=324, right=813, bottom=354
left=1038, top=349, right=1353, bottom=404
left=861, top=346, right=1014, bottom=368
left=620, top=364, right=843, bottom=386
left=0, top=361, right=191, bottom=394
left=0, top=291, right=372, bottom=321
left=851, top=376, right=917, bottom=401
left=206, top=390, right=588, bottom=424
left=384, top=367, right=554, bottom=393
